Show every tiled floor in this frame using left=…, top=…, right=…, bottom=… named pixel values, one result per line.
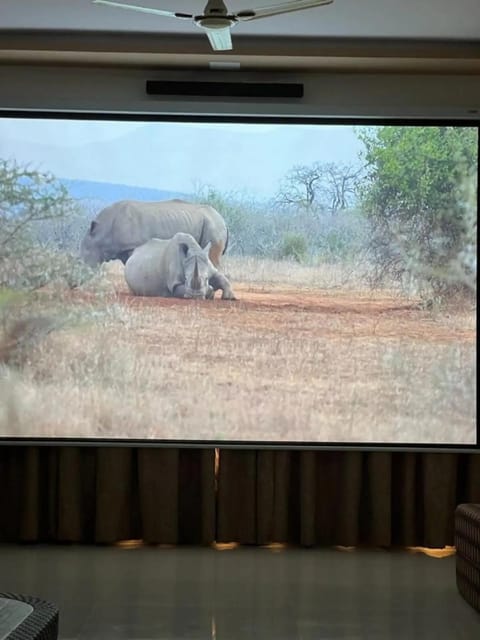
left=0, top=545, right=478, bottom=639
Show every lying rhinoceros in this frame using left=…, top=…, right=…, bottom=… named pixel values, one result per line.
left=124, top=233, right=236, bottom=300
left=80, top=199, right=228, bottom=268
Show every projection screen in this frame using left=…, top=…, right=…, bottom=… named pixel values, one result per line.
left=0, top=113, right=477, bottom=448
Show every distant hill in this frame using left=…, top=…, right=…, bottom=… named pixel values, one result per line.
left=61, top=178, right=190, bottom=205
left=0, top=120, right=363, bottom=200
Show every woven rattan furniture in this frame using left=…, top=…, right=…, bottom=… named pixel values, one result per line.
left=455, top=503, right=480, bottom=613
left=0, top=594, right=58, bottom=640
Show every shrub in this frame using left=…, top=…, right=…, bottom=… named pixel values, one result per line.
left=358, top=126, right=478, bottom=299
left=278, top=232, right=308, bottom=262
left=0, top=159, right=95, bottom=291
left=0, top=245, right=95, bottom=291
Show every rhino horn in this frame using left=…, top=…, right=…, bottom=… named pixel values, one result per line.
left=192, top=258, right=202, bottom=290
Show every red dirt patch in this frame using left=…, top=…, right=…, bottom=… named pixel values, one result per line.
left=68, top=283, right=475, bottom=344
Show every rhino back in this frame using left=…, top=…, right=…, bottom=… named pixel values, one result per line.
left=101, top=200, right=224, bottom=248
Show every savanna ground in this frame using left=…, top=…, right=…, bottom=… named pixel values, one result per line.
left=0, top=257, right=476, bottom=444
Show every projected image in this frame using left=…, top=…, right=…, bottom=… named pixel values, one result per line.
left=0, top=118, right=477, bottom=445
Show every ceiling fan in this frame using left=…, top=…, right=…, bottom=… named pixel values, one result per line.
left=92, top=0, right=334, bottom=52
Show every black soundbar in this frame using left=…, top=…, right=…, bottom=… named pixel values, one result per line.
left=146, top=80, right=304, bottom=99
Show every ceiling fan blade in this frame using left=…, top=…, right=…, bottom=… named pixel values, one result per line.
left=92, top=0, right=193, bottom=20
left=204, top=27, right=233, bottom=51
left=235, top=0, right=333, bottom=22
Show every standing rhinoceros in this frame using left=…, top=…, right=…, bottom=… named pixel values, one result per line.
left=124, top=233, right=236, bottom=300
left=80, top=199, right=228, bottom=268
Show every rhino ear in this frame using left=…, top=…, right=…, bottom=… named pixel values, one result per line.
left=179, top=242, right=189, bottom=256
left=203, top=242, right=212, bottom=256
left=89, top=220, right=98, bottom=235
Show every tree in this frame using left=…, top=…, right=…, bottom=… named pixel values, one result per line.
left=358, top=126, right=477, bottom=296
left=276, top=164, right=323, bottom=210
left=276, top=161, right=363, bottom=216
left=0, top=159, right=73, bottom=249
left=0, top=159, right=91, bottom=290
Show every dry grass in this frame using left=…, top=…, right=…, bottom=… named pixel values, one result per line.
left=0, top=258, right=476, bottom=444
left=224, top=255, right=371, bottom=291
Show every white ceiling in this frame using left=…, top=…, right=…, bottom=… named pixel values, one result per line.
left=2, top=0, right=480, bottom=40
left=1, top=1, right=479, bottom=73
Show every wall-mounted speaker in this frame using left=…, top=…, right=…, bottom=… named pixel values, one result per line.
left=146, top=80, right=304, bottom=99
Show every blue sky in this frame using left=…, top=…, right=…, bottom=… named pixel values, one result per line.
left=0, top=118, right=364, bottom=199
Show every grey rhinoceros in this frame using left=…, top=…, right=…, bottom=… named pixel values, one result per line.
left=124, top=233, right=236, bottom=300
left=80, top=199, right=228, bottom=267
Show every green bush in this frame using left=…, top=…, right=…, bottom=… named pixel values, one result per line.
left=358, top=125, right=478, bottom=299
left=0, top=159, right=95, bottom=292
left=0, top=246, right=95, bottom=291
left=278, top=233, right=308, bottom=262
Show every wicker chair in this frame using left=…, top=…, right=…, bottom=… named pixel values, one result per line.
left=455, top=503, right=480, bottom=613
left=0, top=593, right=58, bottom=640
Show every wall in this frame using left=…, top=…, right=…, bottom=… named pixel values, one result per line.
left=0, top=64, right=479, bottom=119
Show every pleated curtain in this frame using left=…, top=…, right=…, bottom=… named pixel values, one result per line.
left=0, top=447, right=478, bottom=548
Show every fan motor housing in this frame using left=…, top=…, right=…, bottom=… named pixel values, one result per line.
left=195, top=16, right=237, bottom=29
